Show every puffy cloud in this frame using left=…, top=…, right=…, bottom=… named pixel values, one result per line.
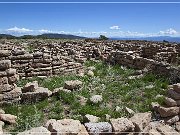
left=38, top=29, right=52, bottom=33
left=110, top=25, right=120, bottom=30
left=59, top=31, right=65, bottom=34
left=3, top=26, right=179, bottom=37
left=159, top=28, right=178, bottom=35
left=6, top=26, right=33, bottom=33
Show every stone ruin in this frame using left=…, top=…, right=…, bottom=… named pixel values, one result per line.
left=0, top=39, right=180, bottom=134
left=0, top=59, right=20, bottom=105
left=0, top=39, right=180, bottom=79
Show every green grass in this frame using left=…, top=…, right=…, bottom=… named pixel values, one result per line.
left=3, top=60, right=169, bottom=133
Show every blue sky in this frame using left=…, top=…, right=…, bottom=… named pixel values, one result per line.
left=0, top=0, right=180, bottom=37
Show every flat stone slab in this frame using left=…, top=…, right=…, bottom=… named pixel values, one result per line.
left=17, top=126, right=51, bottom=135
left=157, top=106, right=180, bottom=117
left=110, top=117, right=135, bottom=134
left=45, top=119, right=88, bottom=135
left=130, top=112, right=151, bottom=132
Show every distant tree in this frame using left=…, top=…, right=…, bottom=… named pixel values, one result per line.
left=99, top=35, right=108, bottom=40
left=20, top=35, right=35, bottom=39
left=163, top=40, right=169, bottom=43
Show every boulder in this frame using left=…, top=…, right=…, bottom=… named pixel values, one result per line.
left=3, top=87, right=22, bottom=100
left=0, top=109, right=5, bottom=114
left=64, top=80, right=82, bottom=90
left=148, top=129, right=161, bottom=135
left=36, top=87, right=52, bottom=97
left=6, top=68, right=16, bottom=76
left=8, top=74, right=19, bottom=84
left=125, top=107, right=135, bottom=115
left=175, top=122, right=180, bottom=132
left=168, top=89, right=180, bottom=100
left=12, top=49, right=26, bottom=56
left=105, top=114, right=111, bottom=121
left=143, top=121, right=164, bottom=134
left=0, top=60, right=11, bottom=70
left=145, top=84, right=154, bottom=89
left=0, top=121, right=4, bottom=134
left=84, top=122, right=112, bottom=135
left=33, top=52, right=43, bottom=57
left=0, top=71, right=7, bottom=77
left=52, top=88, right=61, bottom=96
left=52, top=87, right=71, bottom=96
left=115, top=106, right=122, bottom=112
left=77, top=95, right=87, bottom=106
left=110, top=117, right=135, bottom=134
left=21, top=87, right=51, bottom=104
left=173, top=83, right=180, bottom=93
left=0, top=77, right=8, bottom=85
left=87, top=70, right=94, bottom=77
left=164, top=97, right=177, bottom=107
left=157, top=124, right=180, bottom=135
left=0, top=84, right=14, bottom=94
left=130, top=112, right=151, bottom=132
left=22, top=81, right=38, bottom=93
left=87, top=66, right=96, bottom=71
left=157, top=106, right=180, bottom=117
left=151, top=102, right=160, bottom=112
left=0, top=114, right=17, bottom=124
left=84, top=114, right=100, bottom=123
left=45, top=119, right=88, bottom=135
left=163, top=115, right=180, bottom=125
left=90, top=95, right=103, bottom=104
left=0, top=50, right=10, bottom=57
left=17, top=126, right=51, bottom=135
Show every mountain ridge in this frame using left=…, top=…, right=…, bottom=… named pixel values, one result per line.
left=0, top=34, right=180, bottom=43
left=110, top=36, right=180, bottom=43
left=0, top=33, right=86, bottom=39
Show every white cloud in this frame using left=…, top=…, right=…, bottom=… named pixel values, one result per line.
left=38, top=29, right=52, bottom=33
left=159, top=28, right=178, bottom=35
left=110, top=25, right=120, bottom=30
left=6, top=26, right=33, bottom=33
left=3, top=27, right=179, bottom=37
left=59, top=31, right=65, bottom=34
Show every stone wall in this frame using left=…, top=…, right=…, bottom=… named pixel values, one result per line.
left=0, top=39, right=180, bottom=80
left=0, top=59, right=20, bottom=105
left=0, top=43, right=84, bottom=78
left=0, top=60, right=18, bottom=93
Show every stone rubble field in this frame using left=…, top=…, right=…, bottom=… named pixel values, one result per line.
left=0, top=39, right=180, bottom=134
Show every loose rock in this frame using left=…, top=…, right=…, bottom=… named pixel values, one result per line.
left=110, top=117, right=135, bottom=134
left=64, top=80, right=82, bottom=90
left=84, top=122, right=112, bottom=135
left=130, top=112, right=151, bottom=132
left=17, top=126, right=51, bottom=135
left=157, top=106, right=180, bottom=117
left=90, top=95, right=103, bottom=104
left=0, top=114, right=17, bottom=124
left=87, top=70, right=94, bottom=77
left=84, top=114, right=100, bottom=123
left=22, top=81, right=38, bottom=93
left=45, top=119, right=88, bottom=135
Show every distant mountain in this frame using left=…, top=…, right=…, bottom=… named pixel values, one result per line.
left=0, top=33, right=86, bottom=39
left=0, top=34, right=16, bottom=39
left=1, top=33, right=180, bottom=43
left=37, top=33, right=86, bottom=39
left=111, top=36, right=180, bottom=43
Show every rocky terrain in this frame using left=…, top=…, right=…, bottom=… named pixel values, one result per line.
left=0, top=39, right=180, bottom=134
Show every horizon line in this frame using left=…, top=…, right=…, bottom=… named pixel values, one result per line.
left=0, top=1, right=180, bottom=4
left=1, top=33, right=180, bottom=37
